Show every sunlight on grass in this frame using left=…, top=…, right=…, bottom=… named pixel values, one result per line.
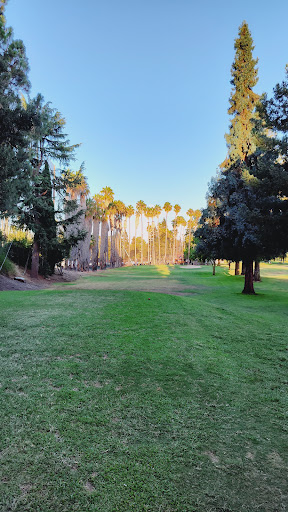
left=155, top=264, right=171, bottom=277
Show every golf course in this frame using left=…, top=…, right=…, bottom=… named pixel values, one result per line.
left=1, top=263, right=287, bottom=511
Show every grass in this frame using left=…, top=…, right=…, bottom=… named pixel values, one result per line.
left=0, top=263, right=288, bottom=511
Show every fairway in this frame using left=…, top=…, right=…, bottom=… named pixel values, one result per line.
left=1, top=264, right=288, bottom=511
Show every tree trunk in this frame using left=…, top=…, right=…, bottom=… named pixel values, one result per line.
left=235, top=261, right=240, bottom=275
left=31, top=239, right=40, bottom=279
left=99, top=220, right=109, bottom=269
left=141, top=214, right=143, bottom=264
left=134, top=235, right=137, bottom=263
left=79, top=216, right=92, bottom=271
left=212, top=260, right=216, bottom=275
left=241, top=261, right=246, bottom=275
left=242, top=260, right=255, bottom=294
left=165, top=214, right=168, bottom=263
left=91, top=219, right=100, bottom=270
left=158, top=221, right=161, bottom=264
left=254, top=261, right=261, bottom=281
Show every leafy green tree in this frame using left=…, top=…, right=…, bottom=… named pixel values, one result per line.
left=196, top=163, right=288, bottom=292
left=195, top=190, right=221, bottom=276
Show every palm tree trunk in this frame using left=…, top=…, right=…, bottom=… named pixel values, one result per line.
left=128, top=217, right=131, bottom=262
left=188, top=225, right=191, bottom=263
left=91, top=219, right=100, bottom=270
left=141, top=214, right=143, bottom=264
left=165, top=214, right=168, bottom=262
left=158, top=219, right=161, bottom=264
left=100, top=220, right=109, bottom=269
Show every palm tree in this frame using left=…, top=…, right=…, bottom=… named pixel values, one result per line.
left=125, top=205, right=134, bottom=263
left=163, top=202, right=172, bottom=263
left=150, top=207, right=157, bottom=265
left=186, top=209, right=194, bottom=263
left=173, top=204, right=181, bottom=263
left=91, top=194, right=102, bottom=270
left=99, top=186, right=114, bottom=269
left=134, top=213, right=140, bottom=263
left=136, top=200, right=146, bottom=264
left=108, top=201, right=118, bottom=267
left=186, top=209, right=201, bottom=263
left=66, top=168, right=89, bottom=270
left=114, top=200, right=127, bottom=266
left=176, top=216, right=186, bottom=263
left=154, top=204, right=162, bottom=264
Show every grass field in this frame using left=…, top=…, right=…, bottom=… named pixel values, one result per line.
left=1, top=263, right=287, bottom=511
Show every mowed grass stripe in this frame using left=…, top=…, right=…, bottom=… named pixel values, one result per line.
left=0, top=265, right=287, bottom=511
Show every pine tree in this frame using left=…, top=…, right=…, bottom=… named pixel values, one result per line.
left=0, top=2, right=33, bottom=214
left=18, top=96, right=82, bottom=278
left=224, top=21, right=260, bottom=167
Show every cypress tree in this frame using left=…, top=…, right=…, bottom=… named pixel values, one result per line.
left=224, top=21, right=260, bottom=167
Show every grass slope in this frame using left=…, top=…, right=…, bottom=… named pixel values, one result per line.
left=0, top=264, right=287, bottom=511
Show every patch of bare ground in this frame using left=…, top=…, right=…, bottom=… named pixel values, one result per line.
left=0, top=269, right=80, bottom=291
left=63, top=276, right=198, bottom=295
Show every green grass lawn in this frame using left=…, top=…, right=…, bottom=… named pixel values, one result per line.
left=1, top=264, right=287, bottom=511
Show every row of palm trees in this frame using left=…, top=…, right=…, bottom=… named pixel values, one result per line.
left=66, top=171, right=201, bottom=270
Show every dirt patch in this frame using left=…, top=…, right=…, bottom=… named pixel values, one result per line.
left=0, top=269, right=80, bottom=292
left=63, top=275, right=198, bottom=296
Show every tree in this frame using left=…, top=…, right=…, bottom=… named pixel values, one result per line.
left=0, top=3, right=33, bottom=214
left=154, top=204, right=162, bottom=264
left=99, top=187, right=114, bottom=269
left=125, top=205, right=134, bottom=263
left=195, top=194, right=220, bottom=276
left=19, top=94, right=80, bottom=278
left=172, top=204, right=181, bottom=262
left=186, top=209, right=201, bottom=262
left=223, top=21, right=260, bottom=167
left=196, top=163, right=288, bottom=292
left=163, top=202, right=172, bottom=263
left=136, top=200, right=146, bottom=264
left=176, top=216, right=186, bottom=261
left=197, top=22, right=262, bottom=292
left=90, top=194, right=102, bottom=270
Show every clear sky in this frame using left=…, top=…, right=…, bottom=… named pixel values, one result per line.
left=5, top=0, right=288, bottom=217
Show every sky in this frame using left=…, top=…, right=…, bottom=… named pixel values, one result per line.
left=5, top=0, right=288, bottom=219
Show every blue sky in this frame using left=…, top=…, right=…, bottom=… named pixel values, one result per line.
left=5, top=0, right=288, bottom=218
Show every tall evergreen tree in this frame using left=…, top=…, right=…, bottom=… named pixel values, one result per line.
left=19, top=96, right=81, bottom=277
left=0, top=1, right=33, bottom=214
left=223, top=21, right=260, bottom=167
